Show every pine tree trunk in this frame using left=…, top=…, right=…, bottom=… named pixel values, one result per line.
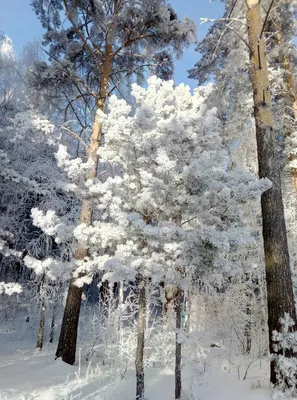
left=135, top=276, right=146, bottom=400
left=56, top=279, right=83, bottom=363
left=175, top=286, right=183, bottom=400
left=37, top=299, right=46, bottom=350
left=56, top=46, right=113, bottom=365
left=49, top=301, right=57, bottom=344
left=37, top=272, right=46, bottom=350
left=244, top=297, right=252, bottom=354
left=246, top=0, right=297, bottom=385
left=244, top=274, right=252, bottom=354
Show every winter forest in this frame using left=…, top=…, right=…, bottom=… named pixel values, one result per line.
left=1, top=0, right=297, bottom=399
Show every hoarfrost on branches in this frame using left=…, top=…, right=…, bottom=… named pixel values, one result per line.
left=0, top=282, right=22, bottom=296
left=26, top=77, right=270, bottom=286
left=272, top=314, right=297, bottom=398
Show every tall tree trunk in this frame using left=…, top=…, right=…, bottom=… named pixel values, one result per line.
left=244, top=274, right=252, bottom=354
left=246, top=0, right=297, bottom=385
left=49, top=301, right=57, bottom=344
left=175, top=286, right=183, bottom=400
left=135, top=275, right=146, bottom=400
left=37, top=299, right=46, bottom=350
left=56, top=46, right=113, bottom=365
left=119, top=281, right=124, bottom=305
left=37, top=272, right=46, bottom=350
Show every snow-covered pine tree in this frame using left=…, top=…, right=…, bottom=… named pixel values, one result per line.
left=31, top=0, right=196, bottom=365
left=35, top=76, right=267, bottom=398
left=98, top=77, right=271, bottom=399
left=26, top=76, right=271, bottom=397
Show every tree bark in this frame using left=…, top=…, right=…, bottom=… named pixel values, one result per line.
left=244, top=274, right=252, bottom=354
left=175, top=286, right=183, bottom=400
left=37, top=272, right=46, bottom=350
left=56, top=279, right=84, bottom=363
left=246, top=0, right=297, bottom=385
left=37, top=299, right=46, bottom=350
left=49, top=301, right=57, bottom=344
left=56, top=45, right=113, bottom=365
left=135, top=275, right=146, bottom=400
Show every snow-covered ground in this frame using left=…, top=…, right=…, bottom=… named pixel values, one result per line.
left=0, top=338, right=273, bottom=400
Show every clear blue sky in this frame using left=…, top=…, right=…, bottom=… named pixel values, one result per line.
left=0, top=0, right=224, bottom=89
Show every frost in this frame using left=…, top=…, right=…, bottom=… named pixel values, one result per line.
left=24, top=255, right=73, bottom=281
left=31, top=208, right=74, bottom=244
left=0, top=282, right=22, bottom=296
left=272, top=314, right=297, bottom=397
left=55, top=145, right=93, bottom=180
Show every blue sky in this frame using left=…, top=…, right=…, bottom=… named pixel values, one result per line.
left=0, top=0, right=224, bottom=89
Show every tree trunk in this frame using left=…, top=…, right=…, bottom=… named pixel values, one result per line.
left=175, top=286, right=183, bottom=400
left=244, top=274, right=252, bottom=354
left=37, top=272, right=46, bottom=350
left=119, top=280, right=124, bottom=305
left=37, top=299, right=46, bottom=350
left=135, top=275, right=146, bottom=400
left=56, top=279, right=84, bottom=363
left=56, top=46, right=113, bottom=365
left=246, top=0, right=297, bottom=385
left=244, top=296, right=252, bottom=354
left=49, top=301, right=57, bottom=344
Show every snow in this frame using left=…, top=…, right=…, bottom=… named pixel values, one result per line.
left=0, top=336, right=273, bottom=400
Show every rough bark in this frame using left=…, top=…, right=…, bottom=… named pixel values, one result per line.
left=55, top=43, right=113, bottom=365
left=55, top=278, right=84, bottom=363
left=135, top=276, right=146, bottom=400
left=246, top=0, right=297, bottom=385
left=175, top=286, right=183, bottom=400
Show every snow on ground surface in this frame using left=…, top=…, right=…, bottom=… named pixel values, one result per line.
left=0, top=338, right=273, bottom=400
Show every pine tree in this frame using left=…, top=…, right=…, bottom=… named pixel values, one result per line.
left=31, top=0, right=196, bottom=365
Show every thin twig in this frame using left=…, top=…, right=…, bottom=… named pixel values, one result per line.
left=260, top=0, right=276, bottom=38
